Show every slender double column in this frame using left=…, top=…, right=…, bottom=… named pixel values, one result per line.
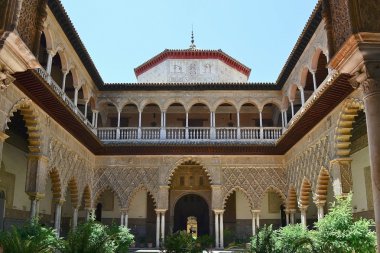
left=214, top=210, right=225, bottom=249
left=155, top=209, right=167, bottom=248
left=29, top=193, right=44, bottom=220
left=299, top=206, right=308, bottom=228
left=54, top=199, right=65, bottom=237
left=251, top=210, right=261, bottom=235
left=315, top=201, right=326, bottom=221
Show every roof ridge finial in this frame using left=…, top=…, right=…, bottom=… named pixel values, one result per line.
left=189, top=25, right=196, bottom=50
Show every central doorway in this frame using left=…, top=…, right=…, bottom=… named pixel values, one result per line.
left=173, top=194, right=209, bottom=236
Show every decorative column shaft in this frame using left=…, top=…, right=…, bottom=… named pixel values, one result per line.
left=289, top=209, right=296, bottom=224
left=290, top=100, right=295, bottom=117
left=84, top=100, right=89, bottom=120
left=251, top=210, right=256, bottom=235
left=54, top=200, right=64, bottom=237
left=74, top=87, right=79, bottom=106
left=311, top=71, right=317, bottom=91
left=259, top=111, right=263, bottom=139
left=315, top=201, right=325, bottom=221
left=46, top=50, right=54, bottom=75
left=299, top=86, right=305, bottom=106
left=124, top=213, right=128, bottom=228
left=214, top=212, right=219, bottom=248
left=185, top=111, right=189, bottom=139
left=285, top=210, right=290, bottom=225
left=29, top=194, right=43, bottom=220
left=61, top=71, right=68, bottom=92
left=161, top=211, right=165, bottom=241
left=300, top=206, right=308, bottom=228
left=138, top=111, right=142, bottom=139
left=220, top=211, right=224, bottom=249
left=72, top=208, right=78, bottom=230
left=156, top=210, right=161, bottom=248
left=120, top=212, right=125, bottom=226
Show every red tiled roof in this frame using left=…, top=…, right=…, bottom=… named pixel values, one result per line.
left=134, top=49, right=252, bottom=78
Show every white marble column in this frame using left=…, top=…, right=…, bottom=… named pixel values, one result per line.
left=46, top=50, right=54, bottom=75
left=138, top=111, right=142, bottom=139
left=160, top=111, right=166, bottom=139
left=251, top=211, right=256, bottom=235
left=285, top=209, right=290, bottom=225
left=120, top=211, right=125, bottom=226
left=156, top=210, right=161, bottom=248
left=124, top=212, right=128, bottom=228
left=84, top=100, right=89, bottom=120
left=236, top=111, right=241, bottom=139
left=161, top=210, right=166, bottom=241
left=299, top=86, right=305, bottom=106
left=255, top=211, right=260, bottom=229
left=259, top=110, right=263, bottom=139
left=289, top=209, right=296, bottom=224
left=54, top=200, right=64, bottom=237
left=315, top=201, right=325, bottom=221
left=311, top=70, right=317, bottom=91
left=300, top=206, right=308, bottom=228
left=61, top=71, right=68, bottom=92
left=74, top=87, right=79, bottom=106
left=290, top=100, right=295, bottom=117
left=281, top=111, right=285, bottom=128
left=72, top=208, right=78, bottom=230
left=214, top=211, right=219, bottom=248
left=29, top=194, right=43, bottom=220
left=220, top=211, right=224, bottom=249
left=185, top=111, right=189, bottom=139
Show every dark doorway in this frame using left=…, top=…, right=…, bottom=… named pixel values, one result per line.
left=95, top=203, right=102, bottom=222
left=173, top=194, right=209, bottom=235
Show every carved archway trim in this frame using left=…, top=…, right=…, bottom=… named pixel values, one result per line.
left=299, top=178, right=312, bottom=207
left=222, top=186, right=254, bottom=210
left=126, top=184, right=157, bottom=210
left=286, top=185, right=297, bottom=210
left=258, top=185, right=287, bottom=208
left=334, top=98, right=364, bottom=157
left=166, top=157, right=214, bottom=185
left=315, top=167, right=330, bottom=202
left=4, top=98, right=43, bottom=153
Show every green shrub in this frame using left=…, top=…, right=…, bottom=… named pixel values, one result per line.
left=164, top=231, right=199, bottom=253
left=275, top=224, right=316, bottom=253
left=60, top=221, right=134, bottom=253
left=0, top=219, right=61, bottom=253
left=313, top=194, right=376, bottom=253
left=250, top=225, right=275, bottom=253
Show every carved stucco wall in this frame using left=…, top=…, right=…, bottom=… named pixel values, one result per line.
left=0, top=84, right=95, bottom=205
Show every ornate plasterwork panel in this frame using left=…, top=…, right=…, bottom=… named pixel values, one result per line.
left=329, top=0, right=352, bottom=51
left=93, top=167, right=159, bottom=209
left=221, top=167, right=287, bottom=209
left=48, top=138, right=93, bottom=202
left=286, top=136, right=332, bottom=196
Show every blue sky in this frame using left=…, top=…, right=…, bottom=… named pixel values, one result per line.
left=60, top=0, right=317, bottom=83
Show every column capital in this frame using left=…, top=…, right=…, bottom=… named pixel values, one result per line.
left=213, top=209, right=224, bottom=214
left=28, top=192, right=45, bottom=200
left=288, top=209, right=297, bottom=214
left=120, top=208, right=129, bottom=213
left=314, top=200, right=326, bottom=208
left=251, top=209, right=261, bottom=214
left=299, top=205, right=308, bottom=212
left=211, top=184, right=222, bottom=189
left=155, top=208, right=167, bottom=214
left=349, top=62, right=380, bottom=96
left=159, top=185, right=170, bottom=189
left=0, top=132, right=9, bottom=142
left=55, top=198, right=65, bottom=205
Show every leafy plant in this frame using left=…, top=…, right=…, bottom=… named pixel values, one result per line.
left=196, top=234, right=213, bottom=252
left=0, top=219, right=61, bottom=253
left=275, top=224, right=316, bottom=253
left=60, top=220, right=134, bottom=253
left=164, top=231, right=198, bottom=253
left=313, top=194, right=376, bottom=253
left=250, top=225, right=276, bottom=253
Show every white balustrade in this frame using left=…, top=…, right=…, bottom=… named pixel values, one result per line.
left=188, top=127, right=210, bottom=140
left=240, top=127, right=261, bottom=139
left=263, top=127, right=283, bottom=140
left=141, top=127, right=161, bottom=139
left=166, top=128, right=185, bottom=139
left=120, top=128, right=138, bottom=140
left=216, top=128, right=238, bottom=140
left=97, top=128, right=117, bottom=140
left=35, top=68, right=90, bottom=128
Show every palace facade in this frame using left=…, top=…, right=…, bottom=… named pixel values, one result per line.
left=0, top=0, right=379, bottom=250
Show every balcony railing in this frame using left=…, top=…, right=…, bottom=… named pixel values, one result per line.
left=35, top=68, right=94, bottom=130
left=97, top=126, right=283, bottom=142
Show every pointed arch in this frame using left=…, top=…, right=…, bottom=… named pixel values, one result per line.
left=286, top=185, right=297, bottom=210
left=259, top=186, right=286, bottom=207
left=93, top=185, right=122, bottom=209
left=299, top=178, right=312, bottom=207
left=65, top=178, right=79, bottom=208
left=222, top=186, right=254, bottom=210
left=334, top=98, right=365, bottom=157
left=3, top=98, right=43, bottom=153
left=315, top=167, right=330, bottom=203
left=48, top=168, right=62, bottom=202
left=82, top=185, right=92, bottom=209
left=166, top=157, right=214, bottom=185
left=126, top=184, right=157, bottom=210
